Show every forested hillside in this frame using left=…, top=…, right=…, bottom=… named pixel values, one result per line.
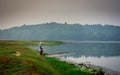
left=0, top=22, right=120, bottom=41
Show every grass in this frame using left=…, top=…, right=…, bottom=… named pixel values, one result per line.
left=45, top=57, right=92, bottom=75
left=0, top=40, right=95, bottom=75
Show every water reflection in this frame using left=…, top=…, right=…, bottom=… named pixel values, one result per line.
left=30, top=41, right=120, bottom=72
left=60, top=56, right=120, bottom=72
left=44, top=43, right=120, bottom=57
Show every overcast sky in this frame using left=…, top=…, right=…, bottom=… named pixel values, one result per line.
left=0, top=0, right=120, bottom=29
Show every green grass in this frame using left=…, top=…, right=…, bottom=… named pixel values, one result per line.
left=0, top=40, right=94, bottom=75
left=45, top=57, right=92, bottom=75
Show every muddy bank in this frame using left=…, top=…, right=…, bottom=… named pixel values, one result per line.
left=45, top=52, right=75, bottom=57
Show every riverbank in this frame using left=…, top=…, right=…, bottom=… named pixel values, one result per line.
left=46, top=52, right=120, bottom=75
left=0, top=40, right=97, bottom=75
left=59, top=57, right=120, bottom=75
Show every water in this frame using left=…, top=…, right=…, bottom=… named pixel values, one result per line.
left=30, top=41, right=120, bottom=72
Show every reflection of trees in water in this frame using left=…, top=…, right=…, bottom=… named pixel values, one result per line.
left=44, top=43, right=120, bottom=57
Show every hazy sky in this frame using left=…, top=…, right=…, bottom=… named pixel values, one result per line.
left=0, top=0, right=120, bottom=29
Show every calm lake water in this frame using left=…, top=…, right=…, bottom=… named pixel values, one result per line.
left=30, top=41, right=120, bottom=72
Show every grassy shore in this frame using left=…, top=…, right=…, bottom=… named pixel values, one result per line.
left=0, top=40, right=98, bottom=75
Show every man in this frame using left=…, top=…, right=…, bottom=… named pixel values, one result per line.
left=39, top=42, right=43, bottom=55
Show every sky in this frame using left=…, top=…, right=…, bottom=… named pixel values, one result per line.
left=0, top=0, right=120, bottom=29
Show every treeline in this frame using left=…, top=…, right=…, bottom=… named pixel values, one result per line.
left=0, top=22, right=120, bottom=41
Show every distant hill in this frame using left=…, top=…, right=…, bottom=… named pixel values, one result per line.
left=0, top=22, right=120, bottom=41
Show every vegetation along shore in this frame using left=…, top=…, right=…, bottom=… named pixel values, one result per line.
left=0, top=40, right=104, bottom=75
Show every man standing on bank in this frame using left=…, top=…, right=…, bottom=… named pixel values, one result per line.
left=39, top=42, right=43, bottom=55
